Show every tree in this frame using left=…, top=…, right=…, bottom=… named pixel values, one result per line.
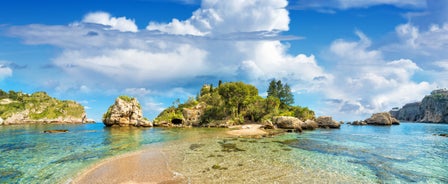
left=267, top=79, right=294, bottom=108
left=267, top=79, right=279, bottom=98
left=218, top=82, right=258, bottom=118
left=280, top=83, right=294, bottom=107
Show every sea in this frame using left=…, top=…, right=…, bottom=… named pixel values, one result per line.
left=0, top=122, right=447, bottom=183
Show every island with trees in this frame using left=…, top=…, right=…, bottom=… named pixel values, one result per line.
left=0, top=90, right=89, bottom=125
left=153, top=80, right=340, bottom=133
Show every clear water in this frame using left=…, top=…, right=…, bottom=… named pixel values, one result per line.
left=0, top=122, right=447, bottom=183
left=0, top=123, right=180, bottom=183
left=289, top=123, right=448, bottom=183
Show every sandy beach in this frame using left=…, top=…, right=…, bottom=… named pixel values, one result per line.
left=226, top=124, right=267, bottom=137
left=72, top=147, right=186, bottom=184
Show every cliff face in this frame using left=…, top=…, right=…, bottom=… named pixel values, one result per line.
left=391, top=89, right=448, bottom=123
left=0, top=91, right=87, bottom=125
left=102, top=96, right=152, bottom=127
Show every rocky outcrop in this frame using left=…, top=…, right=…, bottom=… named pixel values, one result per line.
left=390, top=89, right=448, bottom=123
left=182, top=103, right=206, bottom=126
left=390, top=102, right=421, bottom=122
left=102, top=96, right=152, bottom=127
left=0, top=91, right=89, bottom=125
left=260, top=120, right=275, bottom=129
left=365, top=112, right=399, bottom=125
left=349, top=120, right=367, bottom=125
left=303, top=119, right=319, bottom=130
left=316, top=116, right=340, bottom=128
left=273, top=116, right=303, bottom=132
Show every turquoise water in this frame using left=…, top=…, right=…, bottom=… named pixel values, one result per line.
left=289, top=123, right=448, bottom=183
left=0, top=122, right=447, bottom=183
left=0, top=123, right=180, bottom=183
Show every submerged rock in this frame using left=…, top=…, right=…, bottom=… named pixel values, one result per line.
left=316, top=116, right=340, bottom=128
left=43, top=129, right=69, bottom=133
left=102, top=96, right=152, bottom=127
left=365, top=112, right=400, bottom=125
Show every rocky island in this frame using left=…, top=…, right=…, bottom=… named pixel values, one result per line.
left=152, top=80, right=339, bottom=133
left=102, top=96, right=152, bottom=127
left=390, top=89, right=448, bottom=123
left=0, top=90, right=89, bottom=125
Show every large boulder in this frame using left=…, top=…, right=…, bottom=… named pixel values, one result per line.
left=316, top=116, right=340, bottom=128
left=365, top=112, right=399, bottom=125
left=182, top=103, right=206, bottom=126
left=302, top=119, right=319, bottom=130
left=103, top=96, right=152, bottom=127
left=273, top=116, right=303, bottom=132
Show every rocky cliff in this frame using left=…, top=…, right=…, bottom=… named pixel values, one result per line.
left=390, top=89, right=448, bottom=123
left=102, top=96, right=152, bottom=127
left=0, top=90, right=88, bottom=125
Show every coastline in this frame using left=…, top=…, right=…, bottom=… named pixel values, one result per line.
left=71, top=143, right=186, bottom=184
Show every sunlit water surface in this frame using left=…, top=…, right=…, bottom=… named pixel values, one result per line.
left=0, top=122, right=447, bottom=183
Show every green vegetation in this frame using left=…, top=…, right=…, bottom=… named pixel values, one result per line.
left=267, top=79, right=294, bottom=108
left=118, top=95, right=133, bottom=102
left=155, top=80, right=315, bottom=126
left=0, top=90, right=85, bottom=120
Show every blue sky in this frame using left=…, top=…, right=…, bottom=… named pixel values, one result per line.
left=1, top=0, right=447, bottom=121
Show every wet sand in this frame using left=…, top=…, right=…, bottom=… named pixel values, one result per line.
left=72, top=147, right=186, bottom=184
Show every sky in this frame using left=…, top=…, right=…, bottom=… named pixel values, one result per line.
left=1, top=0, right=447, bottom=121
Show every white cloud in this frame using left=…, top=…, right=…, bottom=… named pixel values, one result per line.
left=124, top=88, right=152, bottom=97
left=13, top=0, right=435, bottom=121
left=0, top=64, right=13, bottom=80
left=322, top=31, right=435, bottom=120
left=82, top=12, right=138, bottom=32
left=147, top=0, right=289, bottom=35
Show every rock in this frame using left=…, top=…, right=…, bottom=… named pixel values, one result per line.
left=351, top=120, right=367, bottom=125
left=182, top=103, right=206, bottom=126
left=439, top=134, right=447, bottom=137
left=85, top=118, right=96, bottom=123
left=102, top=96, right=153, bottom=127
left=260, top=120, right=275, bottom=129
left=44, top=129, right=69, bottom=133
left=391, top=89, right=448, bottom=123
left=272, top=116, right=303, bottom=132
left=0, top=117, right=3, bottom=125
left=302, top=119, right=318, bottom=130
left=316, top=116, right=340, bottom=128
left=365, top=112, right=399, bottom=125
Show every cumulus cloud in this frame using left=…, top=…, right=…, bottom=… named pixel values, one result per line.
left=322, top=31, right=435, bottom=119
left=82, top=12, right=138, bottom=32
left=10, top=0, right=435, bottom=121
left=147, top=0, right=289, bottom=35
left=389, top=23, right=448, bottom=60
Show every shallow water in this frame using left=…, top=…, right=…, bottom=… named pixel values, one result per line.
left=0, top=122, right=447, bottom=183
left=0, top=123, right=179, bottom=183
